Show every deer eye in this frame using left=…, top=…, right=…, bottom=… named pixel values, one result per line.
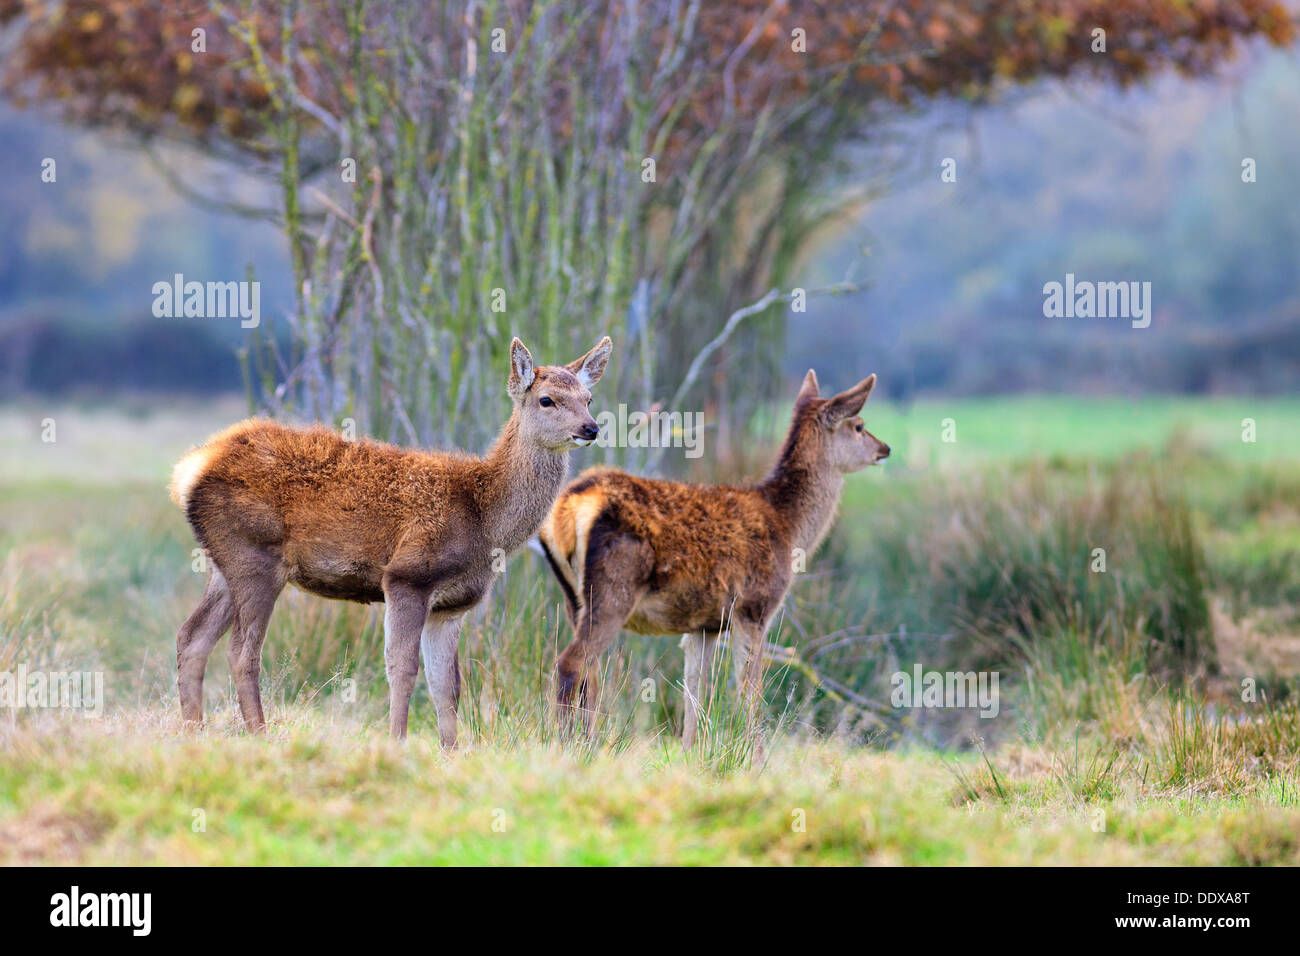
left=539, top=396, right=555, bottom=408
left=855, top=423, right=864, bottom=433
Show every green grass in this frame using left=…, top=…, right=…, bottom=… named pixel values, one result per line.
left=852, top=395, right=1300, bottom=469
left=0, top=715, right=1296, bottom=865
left=2, top=396, right=1299, bottom=864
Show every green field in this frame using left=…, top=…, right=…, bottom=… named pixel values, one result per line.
left=2, top=396, right=1299, bottom=865
left=862, top=395, right=1300, bottom=465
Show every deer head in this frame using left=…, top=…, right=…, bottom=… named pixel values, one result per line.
left=793, top=369, right=889, bottom=472
left=508, top=336, right=613, bottom=451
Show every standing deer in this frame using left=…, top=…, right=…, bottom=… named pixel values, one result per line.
left=170, top=335, right=612, bottom=746
left=538, top=369, right=887, bottom=747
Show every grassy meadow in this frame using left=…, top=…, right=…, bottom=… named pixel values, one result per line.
left=2, top=395, right=1299, bottom=865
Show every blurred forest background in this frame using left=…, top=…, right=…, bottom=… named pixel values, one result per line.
left=1, top=0, right=1297, bottom=448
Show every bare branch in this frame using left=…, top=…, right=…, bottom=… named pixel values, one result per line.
left=660, top=279, right=870, bottom=416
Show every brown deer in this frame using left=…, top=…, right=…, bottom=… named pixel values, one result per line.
left=170, top=335, right=612, bottom=746
left=538, top=369, right=887, bottom=746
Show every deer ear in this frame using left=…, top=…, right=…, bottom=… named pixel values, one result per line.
left=795, top=368, right=820, bottom=407
left=508, top=337, right=536, bottom=399
left=565, top=335, right=613, bottom=388
left=821, top=374, right=876, bottom=425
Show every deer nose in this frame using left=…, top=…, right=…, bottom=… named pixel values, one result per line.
left=578, top=422, right=599, bottom=441
left=877, top=444, right=891, bottom=459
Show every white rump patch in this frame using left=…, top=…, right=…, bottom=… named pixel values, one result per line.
left=170, top=447, right=213, bottom=509
left=567, top=494, right=606, bottom=599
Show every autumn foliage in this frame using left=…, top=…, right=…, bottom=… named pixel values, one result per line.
left=2, top=0, right=1294, bottom=448
left=2, top=0, right=1293, bottom=159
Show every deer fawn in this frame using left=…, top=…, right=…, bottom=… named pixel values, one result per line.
left=170, top=335, right=612, bottom=745
left=538, top=369, right=887, bottom=747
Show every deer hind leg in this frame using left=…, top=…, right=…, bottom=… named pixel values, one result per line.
left=176, top=566, right=235, bottom=725
left=555, top=552, right=649, bottom=740
left=420, top=613, right=464, bottom=750
left=555, top=601, right=627, bottom=740
left=680, top=632, right=718, bottom=749
left=223, top=553, right=286, bottom=733
left=555, top=526, right=652, bottom=739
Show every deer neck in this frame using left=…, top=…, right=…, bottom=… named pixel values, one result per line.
left=481, top=412, right=569, bottom=553
left=759, top=431, right=845, bottom=556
